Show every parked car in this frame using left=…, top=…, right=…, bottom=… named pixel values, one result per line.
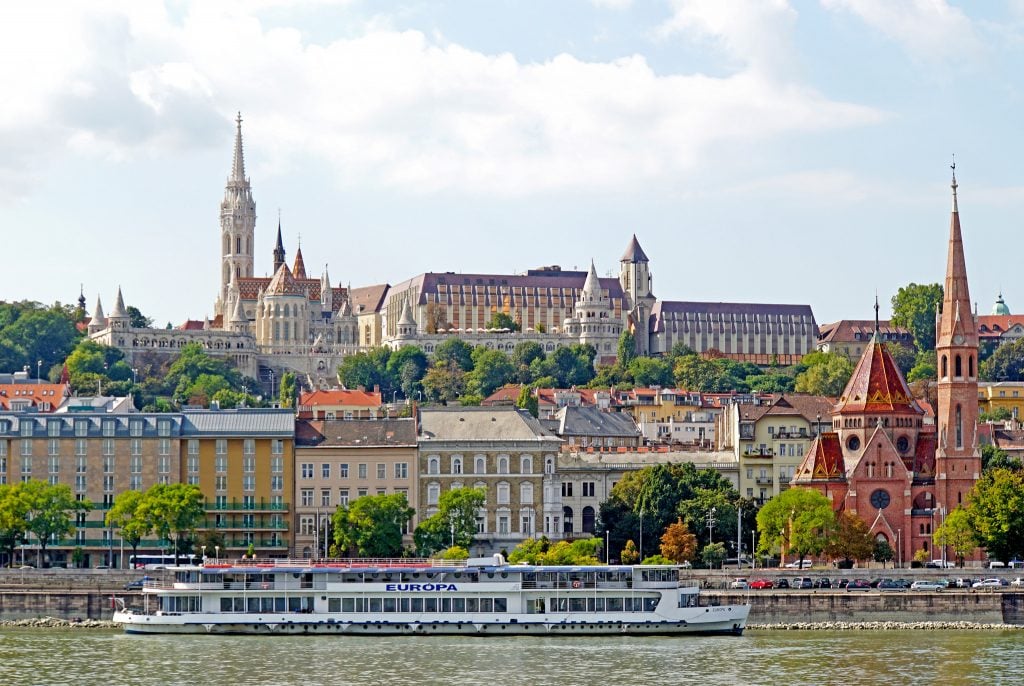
left=729, top=578, right=750, bottom=590
left=910, top=580, right=945, bottom=591
left=990, top=561, right=1007, bottom=569
left=846, top=579, right=872, bottom=591
left=926, top=559, right=956, bottom=569
left=775, top=578, right=790, bottom=589
left=795, top=577, right=814, bottom=590
left=954, top=578, right=976, bottom=589
left=973, top=578, right=1008, bottom=589
left=124, top=576, right=154, bottom=591
left=893, top=578, right=912, bottom=590
left=1010, top=578, right=1024, bottom=588
left=785, top=560, right=814, bottom=569
left=749, top=578, right=774, bottom=590
left=878, top=579, right=905, bottom=592
left=833, top=579, right=850, bottom=589
left=813, top=577, right=832, bottom=589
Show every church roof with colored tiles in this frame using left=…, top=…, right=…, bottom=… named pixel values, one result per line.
left=794, top=432, right=845, bottom=481
left=910, top=430, right=937, bottom=476
left=236, top=275, right=348, bottom=312
left=835, top=339, right=921, bottom=415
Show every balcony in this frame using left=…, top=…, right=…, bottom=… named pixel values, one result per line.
left=743, top=448, right=774, bottom=458
left=778, top=475, right=791, bottom=485
left=755, top=476, right=773, bottom=485
left=206, top=500, right=289, bottom=512
left=771, top=430, right=809, bottom=439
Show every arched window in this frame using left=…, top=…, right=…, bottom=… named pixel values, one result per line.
left=941, top=355, right=948, bottom=378
left=520, top=455, right=533, bottom=474
left=562, top=506, right=574, bottom=534
left=475, top=455, right=485, bottom=474
left=427, top=457, right=440, bottom=475
left=498, top=456, right=509, bottom=474
left=955, top=355, right=962, bottom=377
left=451, top=456, right=463, bottom=475
left=969, top=355, right=974, bottom=377
left=236, top=236, right=241, bottom=254
left=955, top=404, right=963, bottom=449
left=582, top=506, right=596, bottom=534
left=520, top=482, right=534, bottom=504
left=427, top=482, right=440, bottom=505
left=545, top=457, right=555, bottom=474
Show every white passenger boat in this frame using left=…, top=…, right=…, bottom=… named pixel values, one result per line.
left=113, top=554, right=749, bottom=636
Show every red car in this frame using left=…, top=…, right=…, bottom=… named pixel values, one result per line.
left=749, top=578, right=774, bottom=590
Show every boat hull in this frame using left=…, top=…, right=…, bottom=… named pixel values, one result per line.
left=114, top=609, right=749, bottom=637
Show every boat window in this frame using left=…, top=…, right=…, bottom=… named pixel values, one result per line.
left=452, top=598, right=466, bottom=612
left=274, top=597, right=286, bottom=612
left=400, top=598, right=410, bottom=613
left=328, top=598, right=341, bottom=612
left=606, top=598, right=623, bottom=612
left=342, top=598, right=354, bottom=612
left=441, top=598, right=451, bottom=612
left=411, top=598, right=423, bottom=612
left=465, top=598, right=477, bottom=612
left=369, top=598, right=383, bottom=613
left=384, top=598, right=397, bottom=612
left=493, top=598, right=507, bottom=612
left=569, top=598, right=586, bottom=613
left=480, top=598, right=492, bottom=612
left=424, top=598, right=437, bottom=612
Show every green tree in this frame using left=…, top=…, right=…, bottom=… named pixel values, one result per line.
left=933, top=507, right=976, bottom=567
left=421, top=361, right=467, bottom=403
left=510, top=342, right=545, bottom=382
left=756, top=487, right=836, bottom=568
left=550, top=345, right=596, bottom=387
left=413, top=487, right=486, bottom=555
left=509, top=537, right=601, bottom=565
left=964, top=467, right=1024, bottom=563
left=981, top=443, right=1021, bottom=472
left=873, top=540, right=895, bottom=567
left=0, top=484, right=29, bottom=565
left=701, top=541, right=726, bottom=569
left=907, top=350, right=937, bottom=382
left=628, top=357, right=674, bottom=387
left=891, top=282, right=943, bottom=352
left=138, top=484, right=205, bottom=563
left=337, top=350, right=389, bottom=393
left=20, top=480, right=92, bottom=567
left=279, top=371, right=297, bottom=408
left=794, top=353, right=854, bottom=396
left=126, top=305, right=153, bottom=328
left=516, top=385, right=538, bottom=417
left=465, top=348, right=516, bottom=398
left=332, top=493, right=414, bottom=558
left=433, top=338, right=475, bottom=372
left=617, top=330, right=637, bottom=368
left=0, top=302, right=80, bottom=375
left=436, top=545, right=470, bottom=560
left=673, top=356, right=747, bottom=392
left=744, top=372, right=795, bottom=393
left=486, top=312, right=519, bottom=332
left=886, top=342, right=916, bottom=376
left=981, top=338, right=1024, bottom=382
left=980, top=407, right=1013, bottom=423
left=386, top=346, right=428, bottom=399
left=824, top=511, right=874, bottom=565
left=105, top=490, right=152, bottom=565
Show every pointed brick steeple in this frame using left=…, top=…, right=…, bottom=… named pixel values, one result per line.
left=293, top=246, right=307, bottom=280
left=934, top=164, right=981, bottom=510
left=273, top=220, right=286, bottom=273
left=231, top=111, right=247, bottom=185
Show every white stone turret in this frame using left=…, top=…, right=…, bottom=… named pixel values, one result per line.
left=108, top=287, right=130, bottom=331
left=396, top=299, right=418, bottom=339
left=321, top=265, right=333, bottom=312
left=217, top=112, right=256, bottom=317
left=87, top=296, right=107, bottom=335
left=562, top=260, right=620, bottom=364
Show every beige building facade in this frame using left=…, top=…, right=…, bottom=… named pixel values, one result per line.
left=294, top=419, right=418, bottom=557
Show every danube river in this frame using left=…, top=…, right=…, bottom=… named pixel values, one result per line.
left=4, top=629, right=1022, bottom=685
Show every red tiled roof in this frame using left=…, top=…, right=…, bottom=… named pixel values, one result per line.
left=0, top=384, right=70, bottom=412
left=835, top=341, right=920, bottom=415
left=299, top=389, right=383, bottom=407
left=817, top=319, right=911, bottom=344
left=795, top=432, right=845, bottom=481
left=482, top=385, right=524, bottom=405
left=977, top=315, right=1024, bottom=338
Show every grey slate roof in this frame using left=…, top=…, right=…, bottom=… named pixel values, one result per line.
left=545, top=406, right=641, bottom=438
left=418, top=406, right=560, bottom=442
left=180, top=409, right=295, bottom=436
left=296, top=418, right=417, bottom=447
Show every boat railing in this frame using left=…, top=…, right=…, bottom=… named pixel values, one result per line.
left=202, top=557, right=469, bottom=569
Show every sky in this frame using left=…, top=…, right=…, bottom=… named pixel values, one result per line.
left=2, top=0, right=1023, bottom=329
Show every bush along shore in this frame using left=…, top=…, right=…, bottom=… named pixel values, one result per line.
left=0, top=617, right=118, bottom=629
left=749, top=621, right=1024, bottom=631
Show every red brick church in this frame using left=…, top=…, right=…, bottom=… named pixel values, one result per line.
left=793, top=171, right=980, bottom=564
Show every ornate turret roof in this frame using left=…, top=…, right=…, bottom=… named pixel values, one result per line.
left=993, top=292, right=1010, bottom=316
left=293, top=246, right=307, bottom=280
left=273, top=220, right=286, bottom=272
left=109, top=287, right=128, bottom=319
left=835, top=335, right=920, bottom=415
left=620, top=234, right=649, bottom=262
left=90, top=296, right=106, bottom=329
left=266, top=263, right=305, bottom=296
left=398, top=298, right=417, bottom=327
left=229, top=294, right=247, bottom=323
left=794, top=432, right=845, bottom=482
left=231, top=112, right=247, bottom=184
left=582, top=260, right=601, bottom=295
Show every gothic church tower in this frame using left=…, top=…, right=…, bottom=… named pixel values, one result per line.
left=619, top=235, right=655, bottom=355
left=934, top=168, right=981, bottom=510
left=216, top=113, right=256, bottom=317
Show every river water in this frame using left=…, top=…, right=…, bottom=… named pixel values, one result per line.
left=3, top=629, right=1021, bottom=685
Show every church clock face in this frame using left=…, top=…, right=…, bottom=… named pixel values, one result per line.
left=953, top=334, right=964, bottom=345
left=870, top=489, right=891, bottom=510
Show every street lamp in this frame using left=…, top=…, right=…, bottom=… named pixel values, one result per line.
left=214, top=545, right=220, bottom=561
left=638, top=507, right=644, bottom=561
left=707, top=507, right=717, bottom=545
left=269, top=369, right=276, bottom=401
left=36, top=360, right=42, bottom=384
left=132, top=368, right=138, bottom=386
left=201, top=545, right=207, bottom=563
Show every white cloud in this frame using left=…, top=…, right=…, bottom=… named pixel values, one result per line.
left=655, top=0, right=799, bottom=77
left=821, top=0, right=984, bottom=63
left=0, top=1, right=884, bottom=199
left=590, top=0, right=633, bottom=9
